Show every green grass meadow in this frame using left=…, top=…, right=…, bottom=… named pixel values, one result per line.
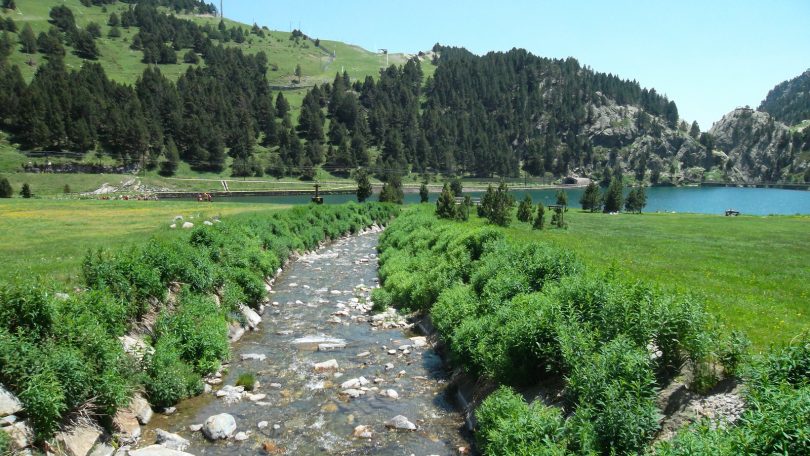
left=0, top=198, right=286, bottom=284
left=499, top=210, right=810, bottom=351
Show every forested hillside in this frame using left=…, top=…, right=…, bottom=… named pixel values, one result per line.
left=758, top=69, right=810, bottom=126
left=0, top=0, right=806, bottom=185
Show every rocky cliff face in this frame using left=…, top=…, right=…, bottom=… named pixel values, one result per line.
left=709, top=107, right=806, bottom=182
left=575, top=93, right=708, bottom=184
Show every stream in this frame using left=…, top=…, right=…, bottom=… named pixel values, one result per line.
left=141, top=230, right=471, bottom=455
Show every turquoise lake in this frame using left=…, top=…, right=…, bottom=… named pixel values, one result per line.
left=218, top=186, right=810, bottom=216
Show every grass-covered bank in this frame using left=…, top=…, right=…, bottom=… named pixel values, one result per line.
left=502, top=211, right=810, bottom=351
left=373, top=207, right=808, bottom=455
left=0, top=199, right=290, bottom=284
left=0, top=202, right=397, bottom=451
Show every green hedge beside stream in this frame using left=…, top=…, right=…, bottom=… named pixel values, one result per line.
left=0, top=203, right=397, bottom=444
left=375, top=208, right=806, bottom=455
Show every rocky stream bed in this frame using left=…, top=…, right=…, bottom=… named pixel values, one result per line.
left=134, top=229, right=472, bottom=455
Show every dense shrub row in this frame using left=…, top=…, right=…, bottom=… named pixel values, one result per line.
left=0, top=203, right=396, bottom=443
left=375, top=207, right=748, bottom=455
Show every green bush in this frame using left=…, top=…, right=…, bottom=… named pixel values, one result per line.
left=0, top=280, right=56, bottom=338
left=20, top=369, right=66, bottom=443
left=566, top=337, right=659, bottom=454
left=144, top=336, right=202, bottom=408
left=370, top=287, right=391, bottom=313
left=45, top=344, right=93, bottom=410
left=430, top=284, right=479, bottom=338
left=153, top=292, right=229, bottom=375
left=235, top=371, right=257, bottom=391
left=476, top=387, right=569, bottom=455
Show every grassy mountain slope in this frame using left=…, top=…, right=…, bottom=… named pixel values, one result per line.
left=0, top=0, right=434, bottom=194
left=1, top=0, right=426, bottom=86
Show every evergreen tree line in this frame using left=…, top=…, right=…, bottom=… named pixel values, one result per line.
left=0, top=19, right=277, bottom=175
left=296, top=45, right=679, bottom=181
left=580, top=179, right=647, bottom=213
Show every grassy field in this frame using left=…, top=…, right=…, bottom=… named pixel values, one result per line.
left=0, top=0, right=433, bottom=86
left=0, top=198, right=286, bottom=285
left=495, top=210, right=810, bottom=351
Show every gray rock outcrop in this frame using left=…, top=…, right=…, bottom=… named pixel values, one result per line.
left=55, top=424, right=102, bottom=456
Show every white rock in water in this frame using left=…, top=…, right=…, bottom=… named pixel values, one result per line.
left=154, top=428, right=190, bottom=451
left=181, top=222, right=194, bottom=229
left=130, top=393, right=153, bottom=424
left=318, top=343, right=346, bottom=351
left=128, top=444, right=195, bottom=456
left=384, top=415, right=416, bottom=431
left=380, top=389, right=399, bottom=399
left=341, top=389, right=364, bottom=398
left=293, top=335, right=345, bottom=345
left=313, top=359, right=339, bottom=372
left=240, top=304, right=262, bottom=329
left=233, top=431, right=248, bottom=441
left=202, top=413, right=237, bottom=440
left=353, top=425, right=373, bottom=439
left=240, top=353, right=266, bottom=361
left=188, top=424, right=203, bottom=432
left=257, top=421, right=268, bottom=429
left=384, top=363, right=394, bottom=370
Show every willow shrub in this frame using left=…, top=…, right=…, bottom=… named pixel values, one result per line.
left=376, top=208, right=733, bottom=455
left=476, top=387, right=570, bottom=455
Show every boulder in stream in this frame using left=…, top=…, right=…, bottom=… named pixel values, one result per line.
left=202, top=413, right=237, bottom=440
left=128, top=444, right=195, bottom=456
left=313, top=359, right=339, bottom=372
left=352, top=425, right=373, bottom=439
left=384, top=415, right=416, bottom=431
left=154, top=429, right=190, bottom=451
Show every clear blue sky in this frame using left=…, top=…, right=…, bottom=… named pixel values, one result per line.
left=223, top=0, right=810, bottom=130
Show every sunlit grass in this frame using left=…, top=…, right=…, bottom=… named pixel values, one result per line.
left=0, top=199, right=286, bottom=284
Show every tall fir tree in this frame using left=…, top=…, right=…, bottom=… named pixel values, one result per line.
left=603, top=177, right=624, bottom=212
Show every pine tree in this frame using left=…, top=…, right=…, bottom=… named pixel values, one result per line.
left=603, top=177, right=624, bottom=212
left=579, top=181, right=601, bottom=212
left=484, top=181, right=514, bottom=226
left=0, top=177, right=12, bottom=198
left=689, top=121, right=700, bottom=139
left=419, top=182, right=429, bottom=203
left=624, top=188, right=639, bottom=213
left=436, top=183, right=456, bottom=218
left=378, top=174, right=404, bottom=204
left=354, top=169, right=372, bottom=202
left=517, top=194, right=533, bottom=222
left=160, top=137, right=180, bottom=176
left=532, top=203, right=545, bottom=230
left=20, top=183, right=31, bottom=198
left=275, top=92, right=290, bottom=120
left=555, top=190, right=568, bottom=207
left=450, top=178, right=463, bottom=197
left=19, top=23, right=37, bottom=54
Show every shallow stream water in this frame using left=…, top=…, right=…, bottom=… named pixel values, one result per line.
left=141, top=230, right=471, bottom=455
